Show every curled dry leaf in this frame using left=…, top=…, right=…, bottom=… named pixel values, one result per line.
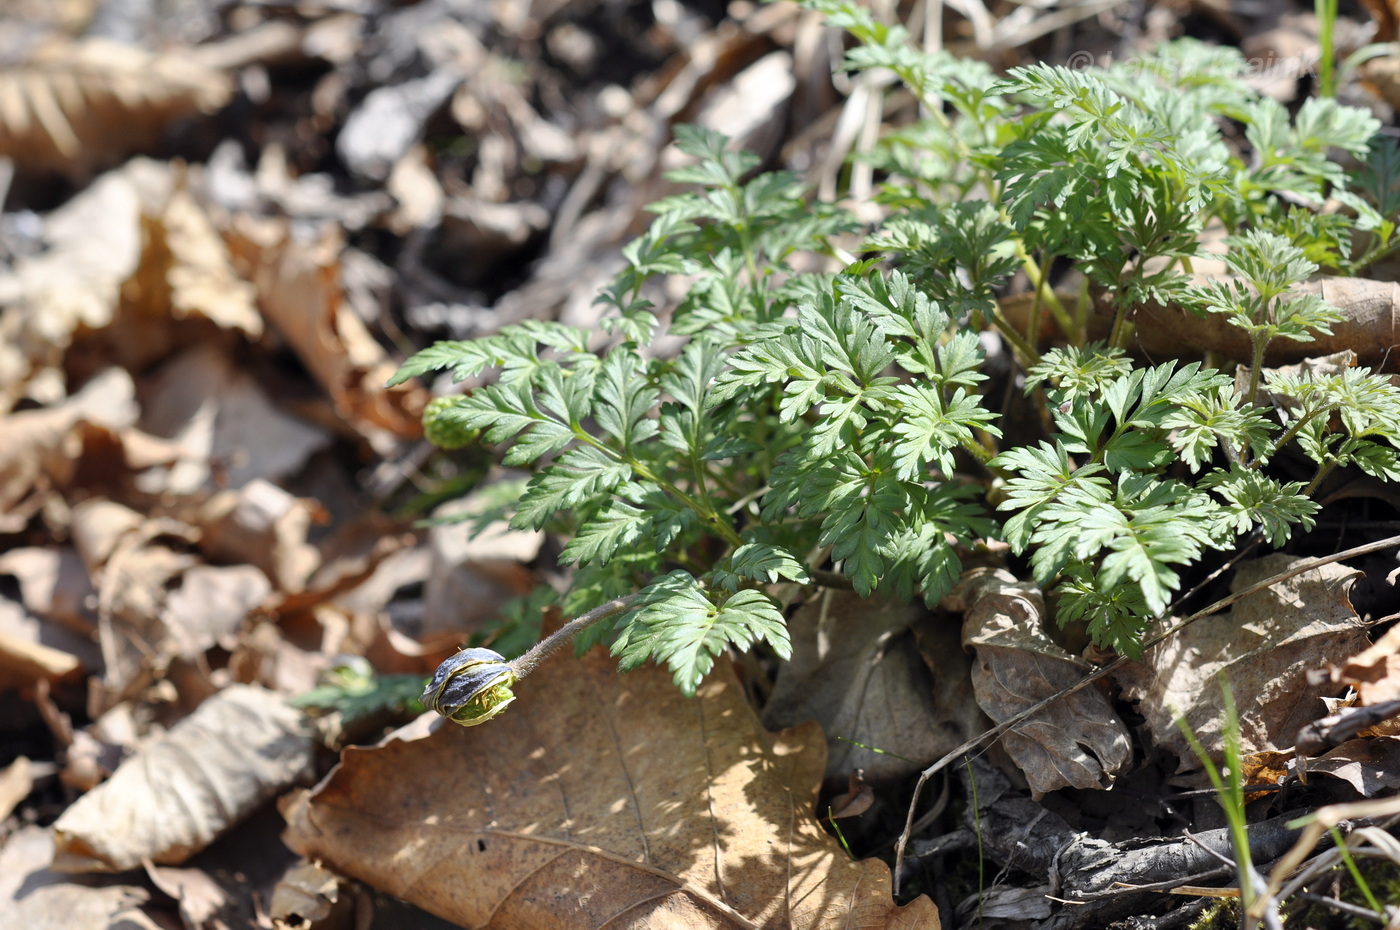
left=1302, top=737, right=1400, bottom=796
left=1332, top=622, right=1400, bottom=706
left=269, top=859, right=357, bottom=930
left=226, top=218, right=428, bottom=450
left=143, top=862, right=230, bottom=930
left=957, top=569, right=1132, bottom=798
left=0, top=169, right=142, bottom=393
left=0, top=39, right=231, bottom=178
left=282, top=646, right=939, bottom=929
left=1116, top=554, right=1370, bottom=770
left=761, top=590, right=951, bottom=786
left=825, top=770, right=874, bottom=820
left=197, top=480, right=323, bottom=594
left=51, top=684, right=315, bottom=873
left=0, top=367, right=138, bottom=532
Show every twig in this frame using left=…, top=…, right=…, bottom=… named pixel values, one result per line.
left=1292, top=893, right=1389, bottom=926
left=892, top=531, right=1400, bottom=894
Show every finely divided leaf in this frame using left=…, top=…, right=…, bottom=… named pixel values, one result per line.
left=612, top=572, right=790, bottom=695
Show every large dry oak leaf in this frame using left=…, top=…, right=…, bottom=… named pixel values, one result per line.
left=283, top=647, right=938, bottom=929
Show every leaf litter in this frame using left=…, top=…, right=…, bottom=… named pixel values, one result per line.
left=1, top=0, right=1400, bottom=927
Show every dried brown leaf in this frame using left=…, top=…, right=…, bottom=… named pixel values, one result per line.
left=1310, top=739, right=1400, bottom=795
left=0, top=628, right=82, bottom=685
left=144, top=862, right=231, bottom=930
left=197, top=480, right=323, bottom=595
left=227, top=219, right=428, bottom=450
left=0, top=547, right=97, bottom=635
left=1307, top=737, right=1400, bottom=796
left=282, top=647, right=939, bottom=929
left=1336, top=623, right=1400, bottom=705
left=0, top=826, right=158, bottom=930
left=0, top=368, right=138, bottom=531
left=825, top=770, right=874, bottom=820
left=1116, top=555, right=1370, bottom=770
left=70, top=498, right=145, bottom=576
left=761, top=591, right=949, bottom=786
left=86, top=511, right=200, bottom=709
left=138, top=345, right=331, bottom=494
left=51, top=684, right=315, bottom=872
left=1241, top=750, right=1292, bottom=793
left=148, top=185, right=262, bottom=338
left=163, top=564, right=272, bottom=659
left=0, top=170, right=142, bottom=392
left=269, top=859, right=356, bottom=930
left=958, top=569, right=1132, bottom=798
left=423, top=490, right=542, bottom=637
left=0, top=756, right=34, bottom=821
left=0, top=39, right=231, bottom=177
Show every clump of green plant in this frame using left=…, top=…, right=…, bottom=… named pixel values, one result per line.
left=393, top=3, right=1400, bottom=713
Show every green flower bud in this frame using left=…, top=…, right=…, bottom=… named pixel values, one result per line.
left=421, top=396, right=478, bottom=450
left=422, top=647, right=518, bottom=726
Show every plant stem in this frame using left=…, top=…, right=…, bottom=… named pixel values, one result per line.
left=1107, top=293, right=1132, bottom=350
left=1016, top=242, right=1074, bottom=341
left=988, top=302, right=1041, bottom=370
left=509, top=595, right=639, bottom=677
left=1304, top=458, right=1339, bottom=497
left=1253, top=405, right=1330, bottom=470
left=576, top=430, right=745, bottom=549
left=1316, top=0, right=1338, bottom=98
left=960, top=434, right=995, bottom=466
left=1246, top=334, right=1267, bottom=408
left=633, top=457, right=745, bottom=548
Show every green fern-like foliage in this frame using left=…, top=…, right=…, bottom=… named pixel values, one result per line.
left=396, top=14, right=1400, bottom=692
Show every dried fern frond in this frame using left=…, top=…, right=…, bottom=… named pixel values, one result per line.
left=0, top=39, right=232, bottom=177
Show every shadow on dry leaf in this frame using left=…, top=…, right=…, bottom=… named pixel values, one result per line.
left=1118, top=553, right=1370, bottom=774
left=0, top=826, right=158, bottom=930
left=761, top=590, right=967, bottom=788
left=283, top=645, right=939, bottom=929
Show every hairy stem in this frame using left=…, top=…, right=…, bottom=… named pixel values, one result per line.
left=1253, top=405, right=1332, bottom=470
left=1246, top=333, right=1267, bottom=408
left=988, top=302, right=1041, bottom=370
left=509, top=595, right=639, bottom=678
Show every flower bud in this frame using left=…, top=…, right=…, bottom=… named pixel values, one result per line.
left=421, top=396, right=479, bottom=450
left=421, top=647, right=518, bottom=726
